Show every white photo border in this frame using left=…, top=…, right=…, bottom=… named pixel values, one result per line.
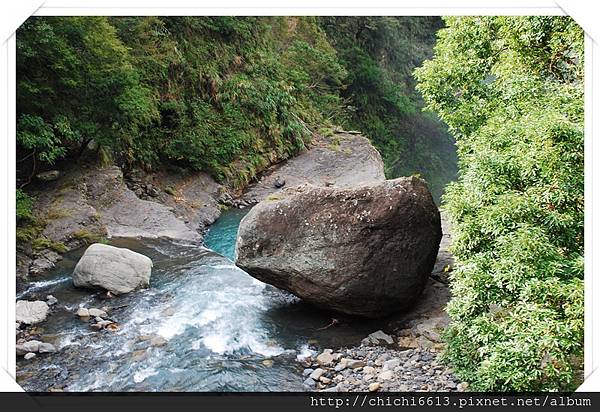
left=0, top=0, right=597, bottom=393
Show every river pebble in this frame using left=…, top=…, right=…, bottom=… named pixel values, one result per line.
left=299, top=332, right=467, bottom=392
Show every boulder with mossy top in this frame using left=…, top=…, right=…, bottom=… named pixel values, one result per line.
left=235, top=176, right=442, bottom=318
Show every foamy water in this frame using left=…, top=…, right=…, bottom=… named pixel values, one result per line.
left=17, top=210, right=385, bottom=392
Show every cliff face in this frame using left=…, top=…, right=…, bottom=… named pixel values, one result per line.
left=17, top=131, right=387, bottom=280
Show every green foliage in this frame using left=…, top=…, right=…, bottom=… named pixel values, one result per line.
left=31, top=237, right=68, bottom=254
left=17, top=16, right=158, bottom=175
left=319, top=17, right=457, bottom=201
left=17, top=16, right=453, bottom=195
left=415, top=16, right=584, bottom=391
left=16, top=189, right=33, bottom=222
left=71, top=229, right=105, bottom=244
left=109, top=16, right=343, bottom=186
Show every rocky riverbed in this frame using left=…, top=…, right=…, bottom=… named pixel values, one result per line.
left=16, top=130, right=460, bottom=392
left=18, top=131, right=385, bottom=280
left=300, top=344, right=465, bottom=393
left=295, top=215, right=464, bottom=392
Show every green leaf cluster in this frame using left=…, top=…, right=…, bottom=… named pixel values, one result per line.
left=16, top=17, right=346, bottom=189
left=320, top=17, right=458, bottom=201
left=415, top=16, right=584, bottom=391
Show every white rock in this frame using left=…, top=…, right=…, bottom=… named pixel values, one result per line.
left=77, top=307, right=90, bottom=317
left=38, top=342, right=56, bottom=353
left=16, top=300, right=49, bottom=325
left=310, top=368, right=325, bottom=380
left=316, top=350, right=335, bottom=366
left=346, top=359, right=366, bottom=369
left=88, top=308, right=107, bottom=318
left=72, top=243, right=153, bottom=295
left=24, top=352, right=36, bottom=360
left=368, top=382, right=381, bottom=392
left=378, top=370, right=394, bottom=381
left=16, top=340, right=41, bottom=355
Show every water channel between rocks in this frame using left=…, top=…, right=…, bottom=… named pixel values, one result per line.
left=17, top=208, right=401, bottom=392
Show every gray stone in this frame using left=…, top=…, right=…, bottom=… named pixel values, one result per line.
left=303, top=377, right=316, bottom=388
left=274, top=177, right=286, bottom=189
left=363, top=366, right=376, bottom=375
left=16, top=300, right=49, bottom=325
left=38, top=342, right=57, bottom=353
left=302, top=368, right=314, bottom=376
left=368, top=382, right=381, bottom=392
left=363, top=374, right=375, bottom=382
left=362, top=330, right=395, bottom=346
left=334, top=363, right=347, bottom=372
left=335, top=382, right=349, bottom=392
left=72, top=243, right=153, bottom=295
left=310, top=368, right=325, bottom=380
left=76, top=307, right=90, bottom=318
left=24, top=352, right=36, bottom=360
left=241, top=132, right=385, bottom=204
left=88, top=308, right=107, bottom=318
left=16, top=340, right=41, bottom=356
left=29, top=258, right=55, bottom=276
left=236, top=177, right=442, bottom=317
left=383, top=358, right=401, bottom=371
left=316, top=350, right=335, bottom=366
left=378, top=370, right=394, bottom=381
left=46, top=295, right=58, bottom=306
left=346, top=359, right=366, bottom=369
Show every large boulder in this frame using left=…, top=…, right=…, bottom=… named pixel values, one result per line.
left=72, top=243, right=152, bottom=295
left=16, top=300, right=49, bottom=325
left=235, top=176, right=442, bottom=317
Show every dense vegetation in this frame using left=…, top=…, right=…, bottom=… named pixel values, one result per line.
left=416, top=16, right=584, bottom=391
left=17, top=16, right=347, bottom=190
left=16, top=17, right=454, bottom=201
left=320, top=17, right=457, bottom=200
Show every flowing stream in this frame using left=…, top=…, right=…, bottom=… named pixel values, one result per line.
left=16, top=209, right=391, bottom=392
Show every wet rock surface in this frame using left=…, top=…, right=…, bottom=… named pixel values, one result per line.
left=236, top=176, right=442, bottom=317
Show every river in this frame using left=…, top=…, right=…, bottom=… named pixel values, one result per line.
left=16, top=208, right=392, bottom=392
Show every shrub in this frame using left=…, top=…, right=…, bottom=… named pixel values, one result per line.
left=415, top=16, right=584, bottom=391
left=16, top=189, right=33, bottom=222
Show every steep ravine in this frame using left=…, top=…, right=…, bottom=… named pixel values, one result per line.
left=16, top=131, right=463, bottom=392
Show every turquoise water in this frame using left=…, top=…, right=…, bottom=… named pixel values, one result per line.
left=16, top=208, right=391, bottom=392
left=203, top=208, right=249, bottom=260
